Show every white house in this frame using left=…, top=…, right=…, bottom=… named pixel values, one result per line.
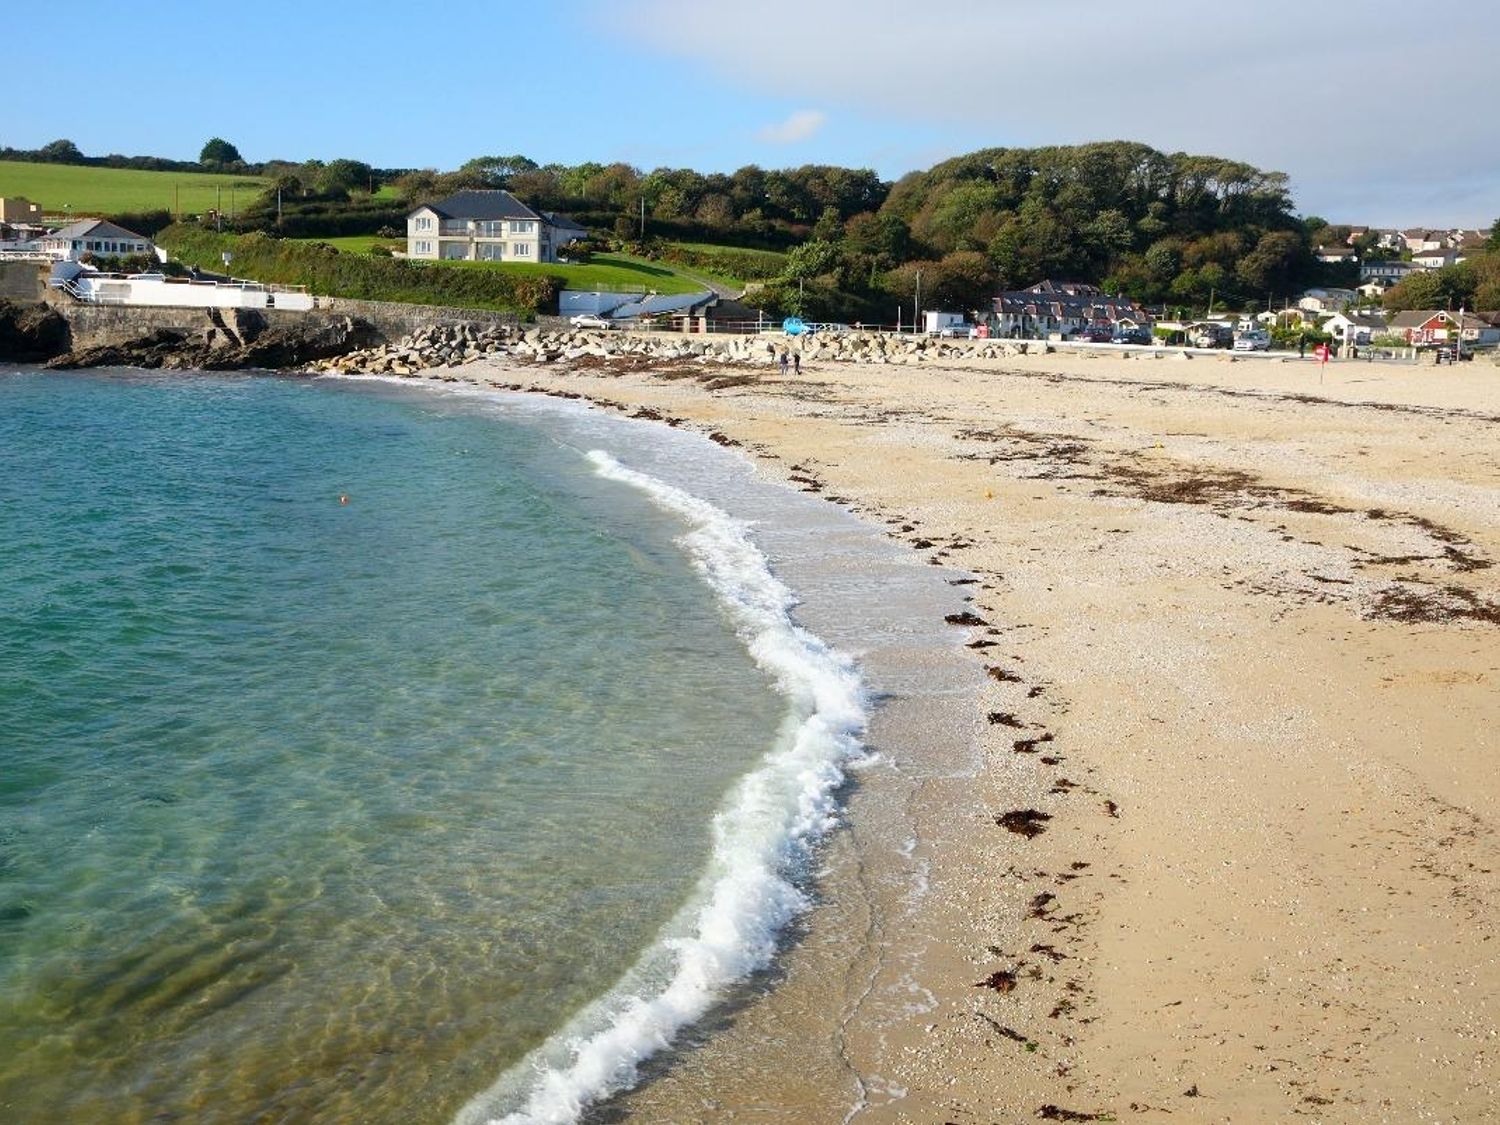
left=1316, top=245, right=1357, bottom=265
left=406, top=190, right=585, bottom=264
left=1322, top=310, right=1387, bottom=346
left=1411, top=247, right=1458, bottom=270
left=1297, top=287, right=1357, bottom=315
left=39, top=219, right=154, bottom=261
left=1360, top=260, right=1418, bottom=286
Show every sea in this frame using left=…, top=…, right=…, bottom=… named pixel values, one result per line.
left=0, top=367, right=967, bottom=1124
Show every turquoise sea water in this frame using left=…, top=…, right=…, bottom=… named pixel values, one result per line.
left=0, top=369, right=822, bottom=1123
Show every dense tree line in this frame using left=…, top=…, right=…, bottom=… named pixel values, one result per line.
left=25, top=135, right=1395, bottom=317
left=374, top=142, right=1341, bottom=320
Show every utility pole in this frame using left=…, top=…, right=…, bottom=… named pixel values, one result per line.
left=216, top=185, right=222, bottom=232
left=174, top=184, right=179, bottom=221
left=639, top=197, right=645, bottom=240
left=914, top=269, right=922, bottom=334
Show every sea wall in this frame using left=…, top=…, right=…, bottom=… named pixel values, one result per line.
left=0, top=261, right=45, bottom=301
left=52, top=296, right=521, bottom=351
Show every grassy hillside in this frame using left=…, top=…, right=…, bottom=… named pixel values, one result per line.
left=665, top=242, right=788, bottom=287
left=0, top=161, right=266, bottom=218
left=290, top=237, right=712, bottom=295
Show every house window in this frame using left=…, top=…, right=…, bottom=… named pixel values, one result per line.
left=477, top=221, right=503, bottom=237
left=509, top=220, right=532, bottom=234
left=415, top=216, right=432, bottom=231
left=414, top=240, right=432, bottom=254
left=476, top=242, right=504, bottom=260
left=512, top=243, right=531, bottom=257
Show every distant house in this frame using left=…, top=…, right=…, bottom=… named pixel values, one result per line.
left=1322, top=310, right=1387, bottom=346
left=1411, top=247, right=1458, bottom=270
left=1387, top=309, right=1500, bottom=348
left=405, top=190, right=586, bottom=264
left=1297, top=287, right=1357, bottom=314
left=989, top=280, right=1151, bottom=339
left=1316, top=245, right=1357, bottom=264
left=0, top=196, right=43, bottom=224
left=39, top=219, right=154, bottom=261
left=1401, top=229, right=1444, bottom=253
left=1360, top=260, right=1418, bottom=286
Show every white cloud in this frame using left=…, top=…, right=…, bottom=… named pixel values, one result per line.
left=757, top=109, right=827, bottom=144
left=599, top=0, right=1500, bottom=225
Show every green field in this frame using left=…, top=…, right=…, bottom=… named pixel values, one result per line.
left=0, top=161, right=267, bottom=218
left=291, top=235, right=404, bottom=254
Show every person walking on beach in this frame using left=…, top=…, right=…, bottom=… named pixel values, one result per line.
left=778, top=350, right=789, bottom=376
left=793, top=351, right=801, bottom=375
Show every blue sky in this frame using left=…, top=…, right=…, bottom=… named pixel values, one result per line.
left=5, top=0, right=1496, bottom=227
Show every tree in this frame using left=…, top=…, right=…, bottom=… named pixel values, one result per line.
left=1235, top=230, right=1307, bottom=296
left=200, top=137, right=243, bottom=166
left=316, top=158, right=373, bottom=196
left=39, top=138, right=83, bottom=164
left=783, top=239, right=840, bottom=280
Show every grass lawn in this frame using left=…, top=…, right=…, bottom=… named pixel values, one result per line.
left=443, top=254, right=707, bottom=294
left=292, top=235, right=405, bottom=254
left=0, top=161, right=267, bottom=218
left=668, top=241, right=788, bottom=287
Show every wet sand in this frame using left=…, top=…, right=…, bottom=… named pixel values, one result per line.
left=461, top=347, right=1500, bottom=1122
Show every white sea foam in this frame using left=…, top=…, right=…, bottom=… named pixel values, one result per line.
left=454, top=450, right=869, bottom=1125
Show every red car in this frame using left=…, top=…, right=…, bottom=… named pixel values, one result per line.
left=1074, top=326, right=1113, bottom=343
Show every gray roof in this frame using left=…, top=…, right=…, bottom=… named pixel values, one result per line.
left=412, top=190, right=541, bottom=222
left=45, top=219, right=150, bottom=242
left=1388, top=309, right=1485, bottom=329
left=607, top=291, right=717, bottom=319
left=542, top=210, right=587, bottom=233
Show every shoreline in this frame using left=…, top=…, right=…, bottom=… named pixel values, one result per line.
left=444, top=348, right=1499, bottom=1121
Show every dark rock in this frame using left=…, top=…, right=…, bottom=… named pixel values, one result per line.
left=0, top=300, right=70, bottom=362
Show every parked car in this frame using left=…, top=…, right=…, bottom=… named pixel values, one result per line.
left=1074, top=326, right=1113, bottom=343
left=1191, top=325, right=1233, bottom=349
left=1111, top=326, right=1153, bottom=346
left=1232, top=331, right=1271, bottom=352
left=569, top=313, right=614, bottom=330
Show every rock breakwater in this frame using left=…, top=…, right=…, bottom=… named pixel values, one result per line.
left=311, top=323, right=1064, bottom=377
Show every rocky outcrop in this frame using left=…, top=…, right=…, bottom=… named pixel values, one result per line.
left=44, top=312, right=377, bottom=372
left=0, top=300, right=70, bottom=362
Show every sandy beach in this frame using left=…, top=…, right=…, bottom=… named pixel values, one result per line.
left=460, top=345, right=1500, bottom=1122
